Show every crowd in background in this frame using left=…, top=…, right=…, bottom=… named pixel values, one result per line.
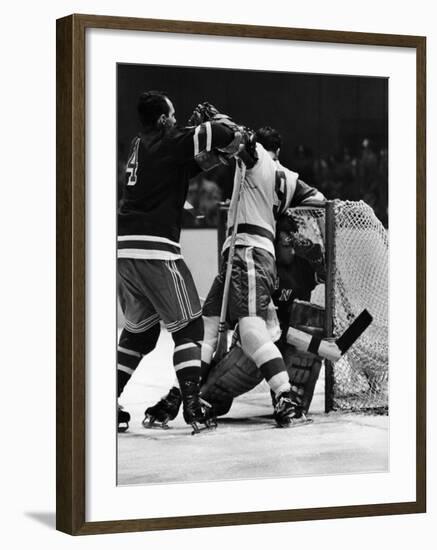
left=292, top=139, right=388, bottom=227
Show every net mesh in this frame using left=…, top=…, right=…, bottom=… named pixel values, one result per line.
left=330, top=201, right=388, bottom=411
left=290, top=201, right=389, bottom=412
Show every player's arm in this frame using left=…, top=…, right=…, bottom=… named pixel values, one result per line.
left=275, top=164, right=325, bottom=218
left=290, top=178, right=325, bottom=207
left=172, top=121, right=239, bottom=168
left=175, top=102, right=258, bottom=171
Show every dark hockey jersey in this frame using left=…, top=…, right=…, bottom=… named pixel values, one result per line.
left=118, top=122, right=235, bottom=260
left=274, top=258, right=318, bottom=328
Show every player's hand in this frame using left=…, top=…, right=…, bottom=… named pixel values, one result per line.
left=188, top=102, right=231, bottom=126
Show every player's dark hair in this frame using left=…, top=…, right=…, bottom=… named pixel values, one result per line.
left=137, top=91, right=170, bottom=128
left=255, top=126, right=282, bottom=153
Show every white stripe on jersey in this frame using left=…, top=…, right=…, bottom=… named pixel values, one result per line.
left=117, top=235, right=180, bottom=247
left=275, top=160, right=298, bottom=213
left=222, top=233, right=275, bottom=257
left=193, top=125, right=200, bottom=156
left=118, top=249, right=182, bottom=260
left=205, top=121, right=212, bottom=151
left=300, top=190, right=325, bottom=204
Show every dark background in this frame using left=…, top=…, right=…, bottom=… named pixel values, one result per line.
left=117, top=64, right=388, bottom=226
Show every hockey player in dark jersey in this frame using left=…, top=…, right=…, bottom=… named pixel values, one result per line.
left=117, top=91, right=252, bottom=434
left=144, top=122, right=325, bottom=428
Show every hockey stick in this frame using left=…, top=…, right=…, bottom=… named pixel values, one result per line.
left=286, top=309, right=373, bottom=362
left=214, top=159, right=247, bottom=362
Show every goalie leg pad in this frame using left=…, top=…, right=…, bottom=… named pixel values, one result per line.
left=200, top=346, right=263, bottom=405
left=282, top=345, right=323, bottom=414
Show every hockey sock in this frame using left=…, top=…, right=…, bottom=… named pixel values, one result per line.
left=117, top=348, right=142, bottom=397
left=252, top=342, right=291, bottom=396
left=172, top=317, right=204, bottom=385
left=239, top=317, right=290, bottom=396
left=117, top=324, right=160, bottom=397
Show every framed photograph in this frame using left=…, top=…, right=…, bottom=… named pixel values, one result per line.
left=56, top=14, right=426, bottom=535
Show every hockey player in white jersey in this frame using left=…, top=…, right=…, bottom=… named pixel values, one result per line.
left=202, top=125, right=324, bottom=426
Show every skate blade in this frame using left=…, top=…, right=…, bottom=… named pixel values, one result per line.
left=118, top=423, right=129, bottom=433
left=142, top=415, right=171, bottom=430
left=190, top=420, right=218, bottom=436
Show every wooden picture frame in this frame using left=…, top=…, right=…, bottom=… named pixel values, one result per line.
left=56, top=13, right=426, bottom=535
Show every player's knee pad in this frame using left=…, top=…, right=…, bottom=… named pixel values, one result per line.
left=119, top=323, right=160, bottom=356
left=172, top=316, right=204, bottom=346
left=238, top=316, right=271, bottom=359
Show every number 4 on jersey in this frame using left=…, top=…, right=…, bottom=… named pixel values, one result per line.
left=126, top=137, right=140, bottom=186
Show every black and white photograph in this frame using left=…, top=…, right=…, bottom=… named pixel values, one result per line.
left=1, top=0, right=433, bottom=544
left=116, top=63, right=389, bottom=486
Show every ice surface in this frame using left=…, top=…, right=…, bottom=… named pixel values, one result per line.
left=117, top=328, right=388, bottom=486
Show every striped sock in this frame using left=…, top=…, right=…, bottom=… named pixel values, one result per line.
left=252, top=342, right=290, bottom=396
left=173, top=340, right=201, bottom=385
left=117, top=345, right=143, bottom=397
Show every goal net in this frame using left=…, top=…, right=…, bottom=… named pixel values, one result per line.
left=289, top=201, right=389, bottom=412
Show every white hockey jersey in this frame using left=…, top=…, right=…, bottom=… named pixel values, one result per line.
left=222, top=143, right=320, bottom=257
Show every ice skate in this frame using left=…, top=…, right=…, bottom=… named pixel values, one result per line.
left=181, top=380, right=217, bottom=435
left=273, top=389, right=311, bottom=428
left=118, top=405, right=130, bottom=433
left=142, top=386, right=182, bottom=430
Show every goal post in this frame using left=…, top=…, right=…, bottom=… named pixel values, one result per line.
left=324, top=200, right=336, bottom=413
